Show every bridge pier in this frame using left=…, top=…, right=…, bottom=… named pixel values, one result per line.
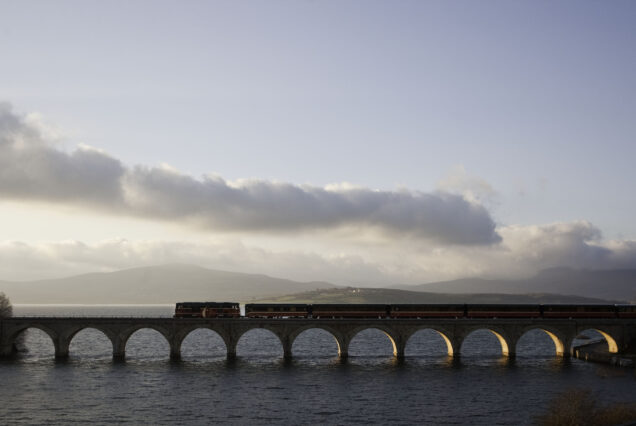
left=112, top=339, right=126, bottom=361
left=283, top=346, right=293, bottom=360
left=1, top=342, right=15, bottom=357
left=394, top=341, right=406, bottom=360
left=226, top=337, right=237, bottom=360
left=170, top=346, right=181, bottom=361
left=337, top=336, right=350, bottom=360
left=54, top=338, right=70, bottom=360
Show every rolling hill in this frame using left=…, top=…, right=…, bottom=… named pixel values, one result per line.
left=254, top=286, right=623, bottom=304
left=2, top=264, right=634, bottom=305
left=394, top=267, right=636, bottom=302
left=0, top=264, right=336, bottom=304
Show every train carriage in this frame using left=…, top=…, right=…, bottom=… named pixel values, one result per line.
left=389, top=304, right=465, bottom=318
left=245, top=303, right=309, bottom=318
left=541, top=304, right=617, bottom=319
left=466, top=304, right=541, bottom=318
left=616, top=304, right=636, bottom=318
left=312, top=304, right=389, bottom=319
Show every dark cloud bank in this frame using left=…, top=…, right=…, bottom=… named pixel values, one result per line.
left=0, top=103, right=500, bottom=245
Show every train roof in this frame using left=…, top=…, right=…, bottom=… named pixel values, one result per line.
left=176, top=302, right=238, bottom=306
left=390, top=303, right=465, bottom=307
left=245, top=303, right=309, bottom=307
left=312, top=304, right=388, bottom=309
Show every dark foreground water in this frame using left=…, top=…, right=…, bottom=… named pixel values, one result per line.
left=2, top=305, right=636, bottom=425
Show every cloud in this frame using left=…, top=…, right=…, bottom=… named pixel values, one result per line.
left=0, top=103, right=125, bottom=206
left=0, top=238, right=390, bottom=284
left=0, top=103, right=500, bottom=245
left=1, top=221, right=635, bottom=283
left=415, top=221, right=636, bottom=280
left=499, top=221, right=612, bottom=271
left=437, top=164, right=497, bottom=206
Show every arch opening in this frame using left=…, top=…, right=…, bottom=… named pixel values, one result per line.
left=516, top=328, right=565, bottom=358
left=460, top=329, right=510, bottom=358
left=405, top=328, right=454, bottom=357
left=349, top=328, right=397, bottom=358
left=180, top=328, right=227, bottom=361
left=12, top=327, right=56, bottom=361
left=572, top=329, right=619, bottom=355
left=69, top=328, right=113, bottom=360
left=236, top=328, right=283, bottom=359
left=291, top=328, right=340, bottom=359
left=124, top=328, right=171, bottom=361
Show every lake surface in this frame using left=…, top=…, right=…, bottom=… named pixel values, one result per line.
left=1, top=305, right=636, bottom=425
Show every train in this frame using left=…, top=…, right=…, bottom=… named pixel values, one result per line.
left=174, top=302, right=636, bottom=319
left=174, top=302, right=240, bottom=318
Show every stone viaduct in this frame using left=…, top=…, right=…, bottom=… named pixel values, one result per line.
left=2, top=317, right=636, bottom=361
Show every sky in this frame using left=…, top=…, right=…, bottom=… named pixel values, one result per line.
left=1, top=0, right=636, bottom=285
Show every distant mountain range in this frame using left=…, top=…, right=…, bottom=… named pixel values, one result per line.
left=393, top=267, right=636, bottom=302
left=1, top=264, right=634, bottom=304
left=0, top=264, right=336, bottom=304
left=255, top=287, right=621, bottom=305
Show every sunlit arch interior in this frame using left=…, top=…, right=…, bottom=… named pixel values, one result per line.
left=515, top=328, right=565, bottom=357
left=405, top=328, right=455, bottom=357
left=460, top=329, right=510, bottom=357
left=574, top=329, right=619, bottom=354
left=349, top=328, right=398, bottom=357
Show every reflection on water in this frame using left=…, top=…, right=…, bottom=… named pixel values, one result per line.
left=2, top=305, right=636, bottom=425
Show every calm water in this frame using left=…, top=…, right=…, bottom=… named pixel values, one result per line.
left=1, top=305, right=636, bottom=425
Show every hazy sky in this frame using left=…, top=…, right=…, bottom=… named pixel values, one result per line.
left=1, top=1, right=635, bottom=284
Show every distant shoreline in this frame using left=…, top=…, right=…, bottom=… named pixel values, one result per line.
left=14, top=303, right=174, bottom=306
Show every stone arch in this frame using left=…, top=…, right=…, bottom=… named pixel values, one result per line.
left=346, top=326, right=400, bottom=357
left=118, top=325, right=173, bottom=359
left=404, top=327, right=456, bottom=356
left=234, top=326, right=285, bottom=357
left=66, top=326, right=116, bottom=357
left=174, top=326, right=228, bottom=359
left=574, top=327, right=619, bottom=354
left=516, top=326, right=567, bottom=357
left=9, top=324, right=59, bottom=356
left=460, top=327, right=512, bottom=357
left=9, top=324, right=58, bottom=345
left=288, top=325, right=344, bottom=357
